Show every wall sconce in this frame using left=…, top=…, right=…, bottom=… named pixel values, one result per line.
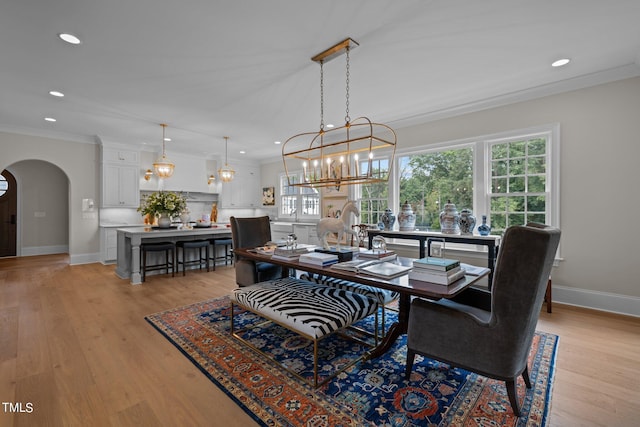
left=144, top=169, right=153, bottom=181
left=207, top=174, right=216, bottom=185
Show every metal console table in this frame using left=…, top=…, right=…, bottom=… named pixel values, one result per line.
left=368, top=229, right=501, bottom=285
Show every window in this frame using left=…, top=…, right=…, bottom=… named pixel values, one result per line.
left=487, top=135, right=551, bottom=234
left=0, top=174, right=7, bottom=197
left=357, top=124, right=559, bottom=236
left=279, top=172, right=320, bottom=219
left=398, top=147, right=473, bottom=230
left=356, top=157, right=390, bottom=225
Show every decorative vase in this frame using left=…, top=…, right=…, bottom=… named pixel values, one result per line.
left=459, top=208, right=476, bottom=235
left=439, top=200, right=461, bottom=234
left=478, top=215, right=491, bottom=236
left=398, top=201, right=416, bottom=231
left=157, top=213, right=172, bottom=228
left=380, top=208, right=395, bottom=231
left=211, top=202, right=218, bottom=223
left=180, top=209, right=191, bottom=225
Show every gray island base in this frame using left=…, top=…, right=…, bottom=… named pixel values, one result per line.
left=116, top=226, right=232, bottom=284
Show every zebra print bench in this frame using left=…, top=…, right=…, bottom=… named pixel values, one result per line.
left=299, top=272, right=399, bottom=335
left=230, top=277, right=378, bottom=387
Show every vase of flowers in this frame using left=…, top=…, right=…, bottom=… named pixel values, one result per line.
left=137, top=191, right=187, bottom=228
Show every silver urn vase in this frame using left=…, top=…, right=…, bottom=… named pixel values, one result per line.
left=439, top=200, right=461, bottom=234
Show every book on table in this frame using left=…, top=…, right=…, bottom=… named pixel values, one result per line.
left=408, top=267, right=467, bottom=285
left=460, top=263, right=491, bottom=276
left=358, top=249, right=397, bottom=261
left=270, top=245, right=315, bottom=260
left=412, top=257, right=460, bottom=271
left=330, top=258, right=387, bottom=272
left=298, top=252, right=339, bottom=266
left=314, top=246, right=359, bottom=262
left=358, top=261, right=412, bottom=279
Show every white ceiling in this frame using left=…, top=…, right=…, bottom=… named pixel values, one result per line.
left=2, top=0, right=639, bottom=162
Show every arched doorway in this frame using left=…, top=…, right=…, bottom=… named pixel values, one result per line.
left=0, top=170, right=17, bottom=257
left=2, top=160, right=69, bottom=258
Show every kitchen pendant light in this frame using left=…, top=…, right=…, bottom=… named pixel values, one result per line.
left=218, top=136, right=235, bottom=182
left=153, top=123, right=175, bottom=179
left=282, top=38, right=396, bottom=189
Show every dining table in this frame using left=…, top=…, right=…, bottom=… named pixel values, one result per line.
left=233, top=247, right=490, bottom=358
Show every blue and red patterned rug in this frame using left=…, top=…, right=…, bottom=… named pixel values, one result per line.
left=146, top=296, right=557, bottom=426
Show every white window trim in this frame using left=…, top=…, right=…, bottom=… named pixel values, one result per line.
left=278, top=171, right=321, bottom=220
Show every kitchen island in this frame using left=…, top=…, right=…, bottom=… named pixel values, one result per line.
left=115, top=226, right=232, bottom=284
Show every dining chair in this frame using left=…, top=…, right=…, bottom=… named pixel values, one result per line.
left=229, top=216, right=283, bottom=286
left=405, top=223, right=561, bottom=416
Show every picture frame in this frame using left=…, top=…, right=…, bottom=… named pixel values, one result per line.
left=262, top=186, right=275, bottom=206
left=321, top=184, right=348, bottom=198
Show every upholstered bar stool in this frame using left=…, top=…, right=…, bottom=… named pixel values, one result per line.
left=209, top=237, right=233, bottom=270
left=176, top=240, right=210, bottom=275
left=140, top=241, right=175, bottom=282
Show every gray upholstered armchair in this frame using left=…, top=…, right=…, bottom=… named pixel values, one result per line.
left=230, top=216, right=283, bottom=286
left=405, top=223, right=561, bottom=417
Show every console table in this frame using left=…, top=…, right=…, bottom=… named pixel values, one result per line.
left=368, top=229, right=501, bottom=285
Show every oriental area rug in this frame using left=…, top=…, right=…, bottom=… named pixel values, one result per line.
left=145, top=296, right=557, bottom=427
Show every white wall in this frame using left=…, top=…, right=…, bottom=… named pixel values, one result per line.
left=263, top=76, right=640, bottom=315
left=0, top=132, right=100, bottom=264
left=8, top=160, right=69, bottom=254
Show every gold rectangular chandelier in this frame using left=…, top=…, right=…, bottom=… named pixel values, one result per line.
left=282, top=38, right=396, bottom=189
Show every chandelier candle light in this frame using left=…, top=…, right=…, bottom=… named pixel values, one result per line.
left=153, top=123, right=175, bottom=179
left=282, top=38, right=396, bottom=189
left=218, top=136, right=235, bottom=182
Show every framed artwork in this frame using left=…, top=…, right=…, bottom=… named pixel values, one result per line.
left=322, top=196, right=348, bottom=218
left=321, top=184, right=348, bottom=198
left=262, top=187, right=275, bottom=206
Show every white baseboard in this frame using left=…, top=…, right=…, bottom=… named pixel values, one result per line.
left=69, top=252, right=101, bottom=265
left=20, top=245, right=69, bottom=256
left=553, top=285, right=640, bottom=318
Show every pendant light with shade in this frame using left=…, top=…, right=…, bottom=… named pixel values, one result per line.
left=153, top=123, right=175, bottom=179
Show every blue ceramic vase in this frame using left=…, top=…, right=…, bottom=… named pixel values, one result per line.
left=477, top=215, right=491, bottom=236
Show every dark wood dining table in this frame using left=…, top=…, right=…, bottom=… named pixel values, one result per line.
left=233, top=247, right=490, bottom=358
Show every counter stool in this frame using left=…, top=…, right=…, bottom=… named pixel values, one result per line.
left=140, top=241, right=175, bottom=282
left=210, top=237, right=233, bottom=270
left=176, top=240, right=210, bottom=275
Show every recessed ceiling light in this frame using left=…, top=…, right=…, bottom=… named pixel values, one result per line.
left=44, top=117, right=57, bottom=122
left=551, top=58, right=570, bottom=67
left=58, top=33, right=81, bottom=45
left=163, top=137, right=171, bottom=142
left=49, top=90, right=64, bottom=97
left=239, top=150, right=246, bottom=154
left=274, top=141, right=281, bottom=145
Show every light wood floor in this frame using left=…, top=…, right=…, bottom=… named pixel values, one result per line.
left=1, top=255, right=638, bottom=426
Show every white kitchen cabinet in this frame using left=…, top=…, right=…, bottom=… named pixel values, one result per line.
left=220, top=164, right=261, bottom=208
left=102, top=148, right=139, bottom=165
left=101, top=228, right=119, bottom=263
left=101, top=146, right=140, bottom=208
left=293, top=223, right=320, bottom=246
left=271, top=222, right=293, bottom=243
left=102, top=164, right=139, bottom=207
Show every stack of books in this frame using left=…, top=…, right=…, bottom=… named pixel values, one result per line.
left=314, top=246, right=359, bottom=262
left=270, top=245, right=313, bottom=261
left=409, top=257, right=466, bottom=285
left=298, top=252, right=339, bottom=267
left=358, top=249, right=397, bottom=262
